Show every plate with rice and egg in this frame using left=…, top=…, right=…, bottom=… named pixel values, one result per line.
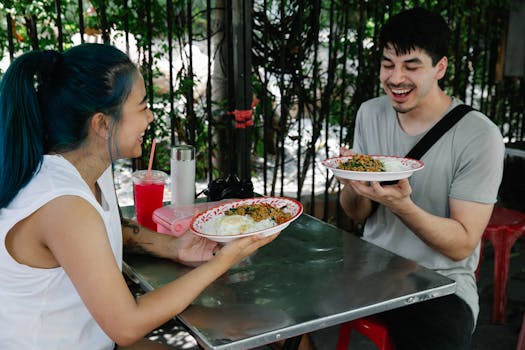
left=190, top=197, right=303, bottom=242
left=322, top=154, right=424, bottom=182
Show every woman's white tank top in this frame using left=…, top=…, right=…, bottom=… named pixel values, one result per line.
left=0, top=155, right=122, bottom=350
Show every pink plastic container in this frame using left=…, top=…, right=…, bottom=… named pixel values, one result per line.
left=152, top=200, right=234, bottom=237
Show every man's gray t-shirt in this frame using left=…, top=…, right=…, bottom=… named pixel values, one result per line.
left=353, top=95, right=505, bottom=323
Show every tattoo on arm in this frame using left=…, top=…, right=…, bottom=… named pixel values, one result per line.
left=123, top=241, right=155, bottom=256
left=122, top=218, right=140, bottom=234
left=121, top=216, right=163, bottom=258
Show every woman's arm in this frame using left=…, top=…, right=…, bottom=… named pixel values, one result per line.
left=121, top=217, right=177, bottom=258
left=121, top=217, right=219, bottom=265
left=38, top=195, right=278, bottom=346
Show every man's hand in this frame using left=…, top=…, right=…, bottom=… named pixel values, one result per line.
left=348, top=178, right=413, bottom=214
left=339, top=145, right=353, bottom=157
left=336, top=146, right=378, bottom=222
left=337, top=146, right=355, bottom=187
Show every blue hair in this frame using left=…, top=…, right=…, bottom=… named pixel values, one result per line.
left=0, top=43, right=137, bottom=208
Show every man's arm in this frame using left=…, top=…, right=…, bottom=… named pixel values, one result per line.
left=350, top=179, right=492, bottom=261
left=339, top=183, right=374, bottom=224
left=392, top=196, right=493, bottom=261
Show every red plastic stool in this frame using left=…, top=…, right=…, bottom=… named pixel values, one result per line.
left=336, top=316, right=395, bottom=350
left=475, top=206, right=525, bottom=324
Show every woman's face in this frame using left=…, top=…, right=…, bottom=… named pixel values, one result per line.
left=112, top=74, right=153, bottom=160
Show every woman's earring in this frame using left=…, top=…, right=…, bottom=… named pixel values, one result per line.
left=105, top=133, right=110, bottom=140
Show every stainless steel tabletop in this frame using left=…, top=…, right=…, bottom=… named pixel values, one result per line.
left=123, top=211, right=456, bottom=350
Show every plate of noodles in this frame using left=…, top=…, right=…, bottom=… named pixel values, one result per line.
left=322, top=154, right=424, bottom=182
left=190, top=197, right=303, bottom=243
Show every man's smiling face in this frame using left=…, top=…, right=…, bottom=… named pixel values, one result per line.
left=379, top=45, right=447, bottom=114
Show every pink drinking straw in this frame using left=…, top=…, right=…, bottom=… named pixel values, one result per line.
left=147, top=139, right=157, bottom=178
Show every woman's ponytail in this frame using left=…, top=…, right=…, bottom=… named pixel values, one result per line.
left=0, top=44, right=136, bottom=209
left=0, top=50, right=59, bottom=208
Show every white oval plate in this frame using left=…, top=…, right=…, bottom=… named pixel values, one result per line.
left=190, top=197, right=303, bottom=243
left=322, top=155, right=424, bottom=182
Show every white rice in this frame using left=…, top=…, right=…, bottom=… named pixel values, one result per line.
left=382, top=159, right=404, bottom=172
left=202, top=214, right=276, bottom=236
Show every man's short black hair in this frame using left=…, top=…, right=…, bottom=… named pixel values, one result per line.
left=379, top=7, right=450, bottom=66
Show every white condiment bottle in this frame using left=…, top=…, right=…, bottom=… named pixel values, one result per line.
left=170, top=145, right=195, bottom=206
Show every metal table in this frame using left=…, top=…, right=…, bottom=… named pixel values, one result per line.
left=123, top=211, right=456, bottom=350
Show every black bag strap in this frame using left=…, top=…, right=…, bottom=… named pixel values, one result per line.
left=372, top=104, right=474, bottom=209
left=404, top=104, right=474, bottom=160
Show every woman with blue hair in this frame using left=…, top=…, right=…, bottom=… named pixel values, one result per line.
left=0, top=43, right=279, bottom=350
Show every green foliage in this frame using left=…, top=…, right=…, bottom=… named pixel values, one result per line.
left=250, top=0, right=522, bottom=197
left=1, top=0, right=523, bottom=197
left=0, top=0, right=213, bottom=177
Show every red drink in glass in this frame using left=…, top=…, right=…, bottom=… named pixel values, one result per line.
left=132, top=170, right=167, bottom=231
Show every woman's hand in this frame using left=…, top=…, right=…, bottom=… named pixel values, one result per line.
left=172, top=232, right=220, bottom=266
left=213, top=232, right=281, bottom=267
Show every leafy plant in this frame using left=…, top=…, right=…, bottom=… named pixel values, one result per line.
left=1, top=0, right=522, bottom=205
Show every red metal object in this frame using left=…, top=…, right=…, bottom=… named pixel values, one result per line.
left=476, top=206, right=525, bottom=324
left=228, top=97, right=259, bottom=129
left=230, top=109, right=254, bottom=128
left=337, top=316, right=396, bottom=350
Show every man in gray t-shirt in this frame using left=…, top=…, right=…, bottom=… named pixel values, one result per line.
left=339, top=8, right=504, bottom=350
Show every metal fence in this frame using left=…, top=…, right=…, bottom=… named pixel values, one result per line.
left=1, top=0, right=523, bottom=225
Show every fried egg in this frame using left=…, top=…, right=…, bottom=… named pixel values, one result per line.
left=205, top=214, right=276, bottom=236
left=214, top=214, right=256, bottom=235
